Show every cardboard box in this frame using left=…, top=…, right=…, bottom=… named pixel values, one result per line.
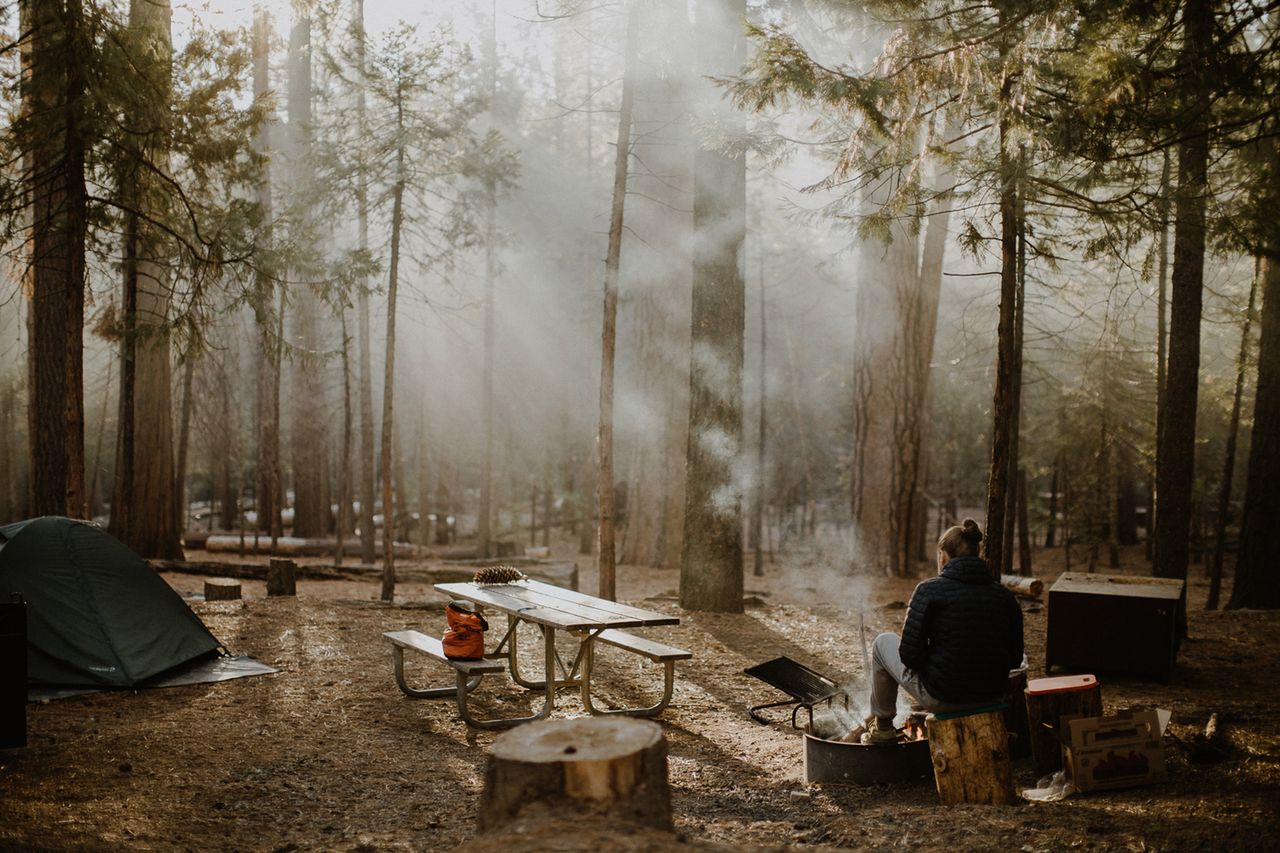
left=1063, top=709, right=1168, bottom=792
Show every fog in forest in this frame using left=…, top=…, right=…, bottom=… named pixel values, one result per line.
left=0, top=0, right=1265, bottom=610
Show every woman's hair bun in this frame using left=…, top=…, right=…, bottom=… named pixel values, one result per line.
left=960, top=518, right=983, bottom=543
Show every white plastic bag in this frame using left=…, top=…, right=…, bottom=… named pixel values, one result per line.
left=1022, top=769, right=1075, bottom=802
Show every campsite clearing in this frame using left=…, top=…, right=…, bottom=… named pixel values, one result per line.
left=2, top=544, right=1278, bottom=852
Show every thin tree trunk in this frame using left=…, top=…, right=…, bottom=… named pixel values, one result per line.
left=1017, top=467, right=1032, bottom=575
left=1208, top=261, right=1257, bottom=609
left=111, top=215, right=138, bottom=541
left=984, top=90, right=1019, bottom=581
left=1045, top=455, right=1059, bottom=548
left=596, top=4, right=638, bottom=601
left=380, top=164, right=405, bottom=602
left=1228, top=161, right=1280, bottom=609
left=174, top=349, right=195, bottom=540
left=1002, top=183, right=1026, bottom=577
left=88, top=350, right=113, bottom=518
left=752, top=258, right=765, bottom=577
left=352, top=1, right=376, bottom=563
left=1151, top=149, right=1172, bottom=564
left=336, top=308, right=354, bottom=566
left=251, top=4, right=280, bottom=546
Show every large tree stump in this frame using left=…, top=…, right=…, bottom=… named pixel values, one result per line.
left=478, top=717, right=671, bottom=834
left=203, top=578, right=241, bottom=601
left=927, top=709, right=1017, bottom=805
left=1025, top=674, right=1102, bottom=776
left=267, top=558, right=297, bottom=597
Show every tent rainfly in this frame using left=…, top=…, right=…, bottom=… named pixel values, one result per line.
left=0, top=516, right=221, bottom=688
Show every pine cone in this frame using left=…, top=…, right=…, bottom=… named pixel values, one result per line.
left=473, top=565, right=527, bottom=585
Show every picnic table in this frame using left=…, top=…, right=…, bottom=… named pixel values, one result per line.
left=384, top=579, right=689, bottom=729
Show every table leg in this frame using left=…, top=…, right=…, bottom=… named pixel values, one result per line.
left=536, top=625, right=557, bottom=719
left=391, top=646, right=485, bottom=699
left=580, top=639, right=678, bottom=717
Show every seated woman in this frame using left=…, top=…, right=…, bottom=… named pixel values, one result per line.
left=866, top=518, right=1024, bottom=744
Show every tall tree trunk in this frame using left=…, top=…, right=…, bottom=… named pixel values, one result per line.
left=983, top=68, right=1019, bottom=581
left=379, top=148, right=405, bottom=602
left=681, top=0, right=747, bottom=613
left=1228, top=147, right=1280, bottom=610
left=477, top=6, right=499, bottom=560
left=1003, top=176, right=1026, bottom=576
left=1208, top=261, right=1257, bottom=609
left=119, top=0, right=179, bottom=560
left=596, top=3, right=637, bottom=601
left=286, top=8, right=329, bottom=539
left=1045, top=454, right=1059, bottom=547
left=353, top=0, right=377, bottom=564
left=1151, top=150, right=1172, bottom=563
left=252, top=5, right=281, bottom=545
left=336, top=308, right=354, bottom=565
left=1154, top=0, right=1212, bottom=622
left=26, top=0, right=87, bottom=519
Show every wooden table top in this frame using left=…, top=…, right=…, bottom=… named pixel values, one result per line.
left=434, top=579, right=680, bottom=632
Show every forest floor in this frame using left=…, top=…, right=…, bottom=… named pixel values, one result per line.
left=2, top=537, right=1278, bottom=852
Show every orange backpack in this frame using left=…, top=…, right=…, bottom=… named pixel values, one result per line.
left=442, top=602, right=489, bottom=660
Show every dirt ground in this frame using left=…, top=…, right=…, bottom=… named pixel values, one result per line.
left=2, top=538, right=1278, bottom=852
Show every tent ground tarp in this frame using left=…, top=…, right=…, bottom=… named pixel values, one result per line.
left=28, top=655, right=278, bottom=701
left=0, top=517, right=222, bottom=688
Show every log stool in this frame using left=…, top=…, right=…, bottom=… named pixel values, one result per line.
left=926, top=704, right=1017, bottom=805
left=203, top=578, right=241, bottom=601
left=1025, top=674, right=1102, bottom=776
left=478, top=717, right=671, bottom=833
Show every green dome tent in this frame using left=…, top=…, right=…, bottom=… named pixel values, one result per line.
left=0, top=517, right=221, bottom=688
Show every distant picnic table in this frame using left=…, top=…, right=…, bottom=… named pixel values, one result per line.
left=384, top=579, right=690, bottom=728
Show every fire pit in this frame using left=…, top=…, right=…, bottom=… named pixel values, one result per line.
left=803, top=719, right=935, bottom=785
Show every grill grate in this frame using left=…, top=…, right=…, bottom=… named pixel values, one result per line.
left=744, top=656, right=847, bottom=728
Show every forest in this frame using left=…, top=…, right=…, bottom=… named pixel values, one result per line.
left=1, top=0, right=1279, bottom=850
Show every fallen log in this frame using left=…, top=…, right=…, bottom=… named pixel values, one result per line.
left=1000, top=574, right=1043, bottom=600
left=202, top=535, right=417, bottom=559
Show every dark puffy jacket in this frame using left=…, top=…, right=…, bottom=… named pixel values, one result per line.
left=898, top=555, right=1024, bottom=704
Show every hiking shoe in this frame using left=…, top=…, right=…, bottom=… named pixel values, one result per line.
left=867, top=718, right=898, bottom=746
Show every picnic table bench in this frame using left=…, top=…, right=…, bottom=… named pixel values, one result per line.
left=384, top=579, right=689, bottom=728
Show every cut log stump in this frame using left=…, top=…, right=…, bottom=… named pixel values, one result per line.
left=478, top=717, right=671, bottom=834
left=927, top=709, right=1017, bottom=805
left=267, top=558, right=297, bottom=597
left=204, top=578, right=241, bottom=601
left=1025, top=674, right=1102, bottom=776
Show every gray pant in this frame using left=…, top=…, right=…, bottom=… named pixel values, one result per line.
left=869, top=632, right=981, bottom=721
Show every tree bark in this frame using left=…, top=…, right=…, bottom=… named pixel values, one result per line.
left=1155, top=0, right=1212, bottom=644
left=1208, top=262, right=1257, bottom=609
left=252, top=5, right=282, bottom=546
left=351, top=0, right=377, bottom=564
left=1152, top=150, right=1172, bottom=563
left=120, top=0, right=180, bottom=560
left=1229, top=196, right=1280, bottom=609
left=479, top=718, right=671, bottom=834
left=287, top=9, right=329, bottom=540
left=26, top=0, right=88, bottom=520
left=983, top=88, right=1018, bottom=582
left=596, top=5, right=637, bottom=601
left=681, top=0, right=747, bottom=613
left=380, top=166, right=405, bottom=602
